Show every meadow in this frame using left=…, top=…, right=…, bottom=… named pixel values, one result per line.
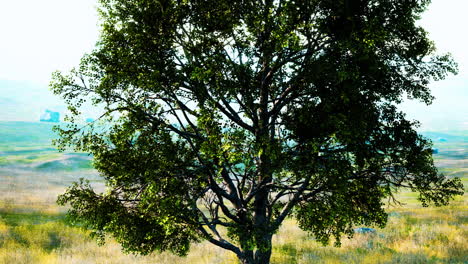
left=0, top=121, right=466, bottom=264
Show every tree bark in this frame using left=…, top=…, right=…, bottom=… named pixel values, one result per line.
left=253, top=234, right=273, bottom=264
left=239, top=251, right=254, bottom=264
left=238, top=179, right=273, bottom=264
left=238, top=239, right=272, bottom=264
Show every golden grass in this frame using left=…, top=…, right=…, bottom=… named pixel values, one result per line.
left=269, top=195, right=468, bottom=264
left=0, top=195, right=465, bottom=264
left=0, top=212, right=241, bottom=264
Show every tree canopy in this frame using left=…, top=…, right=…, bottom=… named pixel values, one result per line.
left=52, top=0, right=463, bottom=263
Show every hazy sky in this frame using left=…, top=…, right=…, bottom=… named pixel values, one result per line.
left=399, top=0, right=468, bottom=131
left=0, top=0, right=466, bottom=130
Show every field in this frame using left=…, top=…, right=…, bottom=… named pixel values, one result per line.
left=0, top=121, right=466, bottom=263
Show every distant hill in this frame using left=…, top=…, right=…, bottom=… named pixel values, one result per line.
left=420, top=131, right=467, bottom=143
left=0, top=121, right=57, bottom=147
left=0, top=121, right=466, bottom=148
left=35, top=154, right=93, bottom=171
left=0, top=121, right=94, bottom=170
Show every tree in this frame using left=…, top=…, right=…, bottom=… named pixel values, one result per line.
left=52, top=1, right=464, bottom=263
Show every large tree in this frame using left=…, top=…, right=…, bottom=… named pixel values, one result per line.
left=52, top=0, right=463, bottom=263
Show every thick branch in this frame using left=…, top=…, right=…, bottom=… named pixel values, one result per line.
left=197, top=226, right=243, bottom=258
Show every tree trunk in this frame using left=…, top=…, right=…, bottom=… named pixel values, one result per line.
left=238, top=246, right=272, bottom=264
left=254, top=236, right=272, bottom=264
left=238, top=233, right=273, bottom=264
left=239, top=252, right=254, bottom=264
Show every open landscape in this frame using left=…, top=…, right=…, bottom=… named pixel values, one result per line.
left=0, top=121, right=466, bottom=263
left=1, top=0, right=467, bottom=263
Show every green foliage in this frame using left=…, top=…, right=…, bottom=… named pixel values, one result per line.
left=57, top=179, right=200, bottom=256
left=51, top=0, right=464, bottom=263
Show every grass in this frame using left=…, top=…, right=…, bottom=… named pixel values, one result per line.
left=0, top=175, right=465, bottom=264
left=0, top=186, right=465, bottom=263
left=0, top=196, right=465, bottom=264
left=0, top=211, right=238, bottom=264
left=269, top=199, right=467, bottom=264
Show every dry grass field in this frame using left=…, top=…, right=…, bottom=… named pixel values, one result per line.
left=0, top=122, right=466, bottom=263
left=0, top=194, right=465, bottom=264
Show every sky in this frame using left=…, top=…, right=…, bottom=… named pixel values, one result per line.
left=399, top=0, right=468, bottom=131
left=0, top=0, right=99, bottom=121
left=0, top=0, right=466, bottom=131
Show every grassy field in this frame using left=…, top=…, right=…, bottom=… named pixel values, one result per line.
left=0, top=122, right=466, bottom=263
